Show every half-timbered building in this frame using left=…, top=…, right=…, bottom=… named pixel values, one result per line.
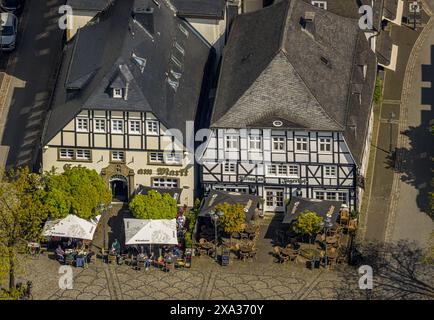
left=41, top=0, right=212, bottom=206
left=200, top=0, right=377, bottom=213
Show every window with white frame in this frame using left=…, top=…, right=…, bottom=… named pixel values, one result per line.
left=149, top=152, right=164, bottom=163
left=152, top=178, right=178, bottom=188
left=129, top=120, right=141, bottom=134
left=146, top=120, right=159, bottom=135
left=225, top=135, right=239, bottom=150
left=295, top=137, right=308, bottom=152
left=337, top=192, right=348, bottom=203
left=76, top=118, right=88, bottom=132
left=267, top=164, right=299, bottom=177
left=111, top=151, right=125, bottom=162
left=94, top=119, right=106, bottom=133
left=315, top=191, right=325, bottom=200
left=59, top=149, right=74, bottom=159
left=272, top=137, right=285, bottom=151
left=319, top=138, right=332, bottom=152
left=311, top=1, right=327, bottom=9
left=223, top=162, right=236, bottom=174
left=249, top=136, right=262, bottom=150
left=324, top=165, right=337, bottom=177
left=165, top=152, right=182, bottom=164
left=111, top=120, right=123, bottom=133
left=326, top=191, right=336, bottom=200
left=113, top=88, right=123, bottom=98
left=76, top=149, right=91, bottom=160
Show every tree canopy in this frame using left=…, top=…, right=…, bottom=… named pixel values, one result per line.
left=129, top=190, right=177, bottom=220
left=292, top=210, right=323, bottom=238
left=44, top=166, right=112, bottom=220
left=215, top=202, right=246, bottom=235
left=0, top=167, right=48, bottom=291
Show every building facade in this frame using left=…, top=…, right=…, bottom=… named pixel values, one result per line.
left=42, top=0, right=212, bottom=207
left=201, top=129, right=357, bottom=212
left=200, top=0, right=377, bottom=213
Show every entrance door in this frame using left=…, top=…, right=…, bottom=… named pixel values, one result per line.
left=264, top=189, right=285, bottom=212
left=110, top=175, right=128, bottom=202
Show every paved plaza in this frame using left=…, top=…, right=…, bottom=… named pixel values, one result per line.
left=22, top=251, right=357, bottom=300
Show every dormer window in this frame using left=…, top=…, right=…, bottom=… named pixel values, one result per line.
left=113, top=88, right=123, bottom=98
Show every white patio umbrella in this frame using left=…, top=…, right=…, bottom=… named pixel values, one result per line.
left=124, top=218, right=178, bottom=246
left=42, top=214, right=101, bottom=240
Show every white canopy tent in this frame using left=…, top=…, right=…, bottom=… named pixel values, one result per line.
left=124, top=218, right=178, bottom=245
left=42, top=214, right=101, bottom=240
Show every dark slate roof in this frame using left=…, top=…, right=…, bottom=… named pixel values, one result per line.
left=199, top=190, right=259, bottom=222
left=170, top=0, right=226, bottom=19
left=301, top=0, right=384, bottom=30
left=136, top=185, right=183, bottom=204
left=376, top=31, right=393, bottom=66
left=383, top=0, right=398, bottom=21
left=211, top=0, right=377, bottom=165
left=282, top=196, right=344, bottom=224
left=43, top=0, right=211, bottom=145
left=66, top=0, right=113, bottom=11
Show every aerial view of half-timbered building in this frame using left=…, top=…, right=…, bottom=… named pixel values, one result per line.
left=200, top=0, right=377, bottom=213
left=41, top=0, right=213, bottom=206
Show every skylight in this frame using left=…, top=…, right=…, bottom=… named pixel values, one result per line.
left=132, top=52, right=146, bottom=73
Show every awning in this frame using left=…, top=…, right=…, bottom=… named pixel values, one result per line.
left=42, top=214, right=101, bottom=240
left=282, top=196, right=344, bottom=225
left=124, top=218, right=178, bottom=245
left=136, top=185, right=182, bottom=204
left=199, top=190, right=259, bottom=222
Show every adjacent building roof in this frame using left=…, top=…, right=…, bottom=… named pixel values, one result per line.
left=66, top=0, right=113, bottom=11
left=301, top=0, right=384, bottom=30
left=43, top=0, right=211, bottom=145
left=210, top=0, right=377, bottom=165
left=170, top=0, right=226, bottom=19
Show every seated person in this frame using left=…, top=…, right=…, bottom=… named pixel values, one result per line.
left=144, top=255, right=151, bottom=270
left=55, top=245, right=65, bottom=260
left=173, top=246, right=180, bottom=257
left=111, top=239, right=121, bottom=255
left=157, top=255, right=165, bottom=268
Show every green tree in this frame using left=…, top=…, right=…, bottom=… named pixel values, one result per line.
left=129, top=190, right=177, bottom=219
left=216, top=202, right=245, bottom=243
left=44, top=166, right=112, bottom=219
left=0, top=167, right=48, bottom=292
left=292, top=210, right=323, bottom=242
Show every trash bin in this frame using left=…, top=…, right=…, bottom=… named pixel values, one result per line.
left=221, top=248, right=230, bottom=266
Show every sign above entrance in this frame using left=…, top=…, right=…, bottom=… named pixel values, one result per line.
left=137, top=167, right=189, bottom=177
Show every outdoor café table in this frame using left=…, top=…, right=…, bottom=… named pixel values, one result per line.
left=244, top=225, right=256, bottom=234
left=281, top=248, right=297, bottom=256
left=65, top=248, right=75, bottom=255
left=326, top=236, right=338, bottom=245
left=300, top=248, right=321, bottom=260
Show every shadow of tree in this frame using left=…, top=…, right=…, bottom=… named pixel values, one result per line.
left=383, top=45, right=434, bottom=218
left=334, top=240, right=434, bottom=300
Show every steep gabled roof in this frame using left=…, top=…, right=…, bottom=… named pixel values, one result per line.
left=211, top=0, right=377, bottom=165
left=44, top=0, right=211, bottom=145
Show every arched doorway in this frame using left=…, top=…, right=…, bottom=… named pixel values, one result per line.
left=110, top=175, right=128, bottom=202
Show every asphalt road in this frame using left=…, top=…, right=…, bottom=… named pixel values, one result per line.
left=0, top=0, right=65, bottom=171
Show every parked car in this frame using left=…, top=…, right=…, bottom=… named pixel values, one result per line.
left=0, top=12, right=18, bottom=51
left=0, top=0, right=25, bottom=15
